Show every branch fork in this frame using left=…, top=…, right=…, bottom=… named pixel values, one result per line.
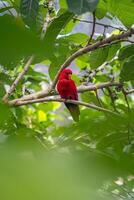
left=2, top=22, right=134, bottom=114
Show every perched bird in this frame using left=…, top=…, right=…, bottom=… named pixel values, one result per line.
left=57, top=69, right=80, bottom=122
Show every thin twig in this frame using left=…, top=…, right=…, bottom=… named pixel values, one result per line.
left=41, top=0, right=53, bottom=39
left=126, top=88, right=134, bottom=95
left=122, top=88, right=130, bottom=111
left=95, top=90, right=103, bottom=107
left=107, top=87, right=117, bottom=111
left=87, top=11, right=96, bottom=45
left=74, top=17, right=127, bottom=31
left=3, top=55, right=35, bottom=102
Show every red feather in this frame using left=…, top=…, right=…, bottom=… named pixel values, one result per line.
left=57, top=69, right=80, bottom=122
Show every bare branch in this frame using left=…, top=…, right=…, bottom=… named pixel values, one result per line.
left=126, top=88, right=134, bottom=95
left=3, top=55, right=35, bottom=102
left=95, top=90, right=103, bottom=107
left=9, top=82, right=122, bottom=105
left=41, top=0, right=53, bottom=39
left=122, top=87, right=130, bottom=111
left=78, top=82, right=122, bottom=93
left=107, top=87, right=117, bottom=111
left=9, top=97, right=119, bottom=115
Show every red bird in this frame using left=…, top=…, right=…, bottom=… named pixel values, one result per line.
left=57, top=69, right=80, bottom=122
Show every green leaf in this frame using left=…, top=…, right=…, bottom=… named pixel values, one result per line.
left=107, top=43, right=121, bottom=61
left=118, top=44, right=134, bottom=61
left=43, top=11, right=74, bottom=57
left=90, top=47, right=109, bottom=69
left=95, top=0, right=107, bottom=19
left=120, top=56, right=134, bottom=82
left=20, top=0, right=39, bottom=30
left=65, top=33, right=89, bottom=44
left=59, top=0, right=68, bottom=9
left=0, top=15, right=43, bottom=68
left=0, top=103, right=14, bottom=129
left=106, top=0, right=134, bottom=27
left=89, top=43, right=121, bottom=69
left=24, top=67, right=49, bottom=83
left=81, top=92, right=99, bottom=105
left=0, top=72, right=11, bottom=84
left=76, top=54, right=90, bottom=69
left=61, top=19, right=78, bottom=35
left=0, top=84, right=5, bottom=98
left=66, top=0, right=99, bottom=15
left=49, top=55, right=67, bottom=80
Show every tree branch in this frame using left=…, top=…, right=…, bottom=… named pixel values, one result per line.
left=9, top=97, right=119, bottom=115
left=2, top=1, right=53, bottom=102
left=51, top=27, right=134, bottom=89
left=9, top=81, right=122, bottom=105
left=41, top=0, right=53, bottom=39
left=3, top=55, right=35, bottom=102
left=126, top=88, right=134, bottom=95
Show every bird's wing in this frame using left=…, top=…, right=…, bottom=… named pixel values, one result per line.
left=69, top=80, right=78, bottom=100
left=57, top=79, right=69, bottom=98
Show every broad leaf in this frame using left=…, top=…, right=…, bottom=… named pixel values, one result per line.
left=49, top=44, right=70, bottom=80
left=90, top=43, right=121, bottom=69
left=43, top=11, right=74, bottom=57
left=66, top=0, right=99, bottom=15
left=106, top=0, right=134, bottom=27
left=119, top=44, right=134, bottom=61
left=20, top=0, right=39, bottom=30
left=65, top=33, right=89, bottom=44
left=120, top=56, right=134, bottom=82
left=107, top=43, right=121, bottom=61
left=0, top=15, right=43, bottom=68
left=90, top=47, right=109, bottom=69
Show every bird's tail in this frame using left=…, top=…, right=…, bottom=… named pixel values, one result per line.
left=65, top=103, right=80, bottom=122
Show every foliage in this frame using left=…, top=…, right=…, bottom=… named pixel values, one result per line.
left=0, top=0, right=134, bottom=200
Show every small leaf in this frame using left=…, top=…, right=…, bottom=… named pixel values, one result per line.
left=38, top=110, right=47, bottom=122
left=95, top=0, right=107, bottom=19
